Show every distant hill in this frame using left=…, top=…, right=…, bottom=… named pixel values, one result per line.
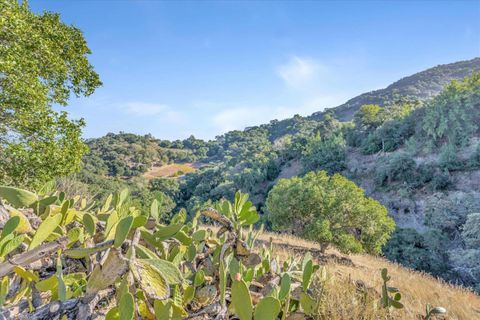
left=310, top=57, right=480, bottom=121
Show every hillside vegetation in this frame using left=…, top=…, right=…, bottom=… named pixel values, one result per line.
left=76, top=61, right=480, bottom=294
left=312, top=57, right=480, bottom=121
left=0, top=186, right=478, bottom=319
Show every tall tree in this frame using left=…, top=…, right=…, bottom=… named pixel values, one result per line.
left=266, top=171, right=395, bottom=254
left=0, top=0, right=101, bottom=188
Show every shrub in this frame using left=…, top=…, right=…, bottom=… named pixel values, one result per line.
left=266, top=171, right=395, bottom=254
left=375, top=153, right=416, bottom=187
left=361, top=133, right=382, bottom=155
left=383, top=228, right=450, bottom=277
left=421, top=72, right=480, bottom=147
left=469, top=143, right=480, bottom=168
left=438, top=144, right=464, bottom=171
left=462, top=212, right=480, bottom=248
left=301, top=134, right=346, bottom=174
left=430, top=171, right=451, bottom=191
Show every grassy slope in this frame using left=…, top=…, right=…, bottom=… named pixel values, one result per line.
left=142, top=163, right=197, bottom=180
left=254, top=230, right=480, bottom=319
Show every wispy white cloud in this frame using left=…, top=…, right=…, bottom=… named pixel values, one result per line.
left=122, top=102, right=169, bottom=116
left=211, top=94, right=346, bottom=134
left=119, top=101, right=186, bottom=126
left=276, top=56, right=323, bottom=88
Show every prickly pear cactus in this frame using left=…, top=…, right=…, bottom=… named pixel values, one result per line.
left=0, top=186, right=406, bottom=319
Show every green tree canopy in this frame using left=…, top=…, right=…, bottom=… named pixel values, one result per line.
left=266, top=171, right=395, bottom=254
left=421, top=72, right=480, bottom=146
left=353, top=104, right=384, bottom=130
left=462, top=212, right=480, bottom=249
left=0, top=0, right=101, bottom=188
left=301, top=133, right=346, bottom=175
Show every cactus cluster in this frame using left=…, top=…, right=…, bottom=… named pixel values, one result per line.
left=0, top=186, right=449, bottom=319
left=380, top=268, right=403, bottom=310
left=0, top=186, right=326, bottom=319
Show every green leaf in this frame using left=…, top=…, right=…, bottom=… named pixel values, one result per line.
left=278, top=273, right=291, bottom=301
left=174, top=230, right=192, bottom=245
left=13, top=266, right=39, bottom=282
left=0, top=186, right=38, bottom=208
left=154, top=300, right=172, bottom=320
left=114, top=216, right=133, bottom=248
left=151, top=199, right=159, bottom=221
left=194, top=270, right=205, bottom=287
left=135, top=244, right=158, bottom=260
left=67, top=227, right=83, bottom=247
left=35, top=275, right=58, bottom=292
left=141, top=258, right=183, bottom=285
left=0, top=277, right=9, bottom=307
left=1, top=216, right=20, bottom=239
left=154, top=224, right=182, bottom=241
left=185, top=243, right=196, bottom=262
left=104, top=211, right=119, bottom=239
left=105, top=307, right=120, bottom=320
left=300, top=292, right=316, bottom=315
left=64, top=240, right=113, bottom=259
left=390, top=299, right=404, bottom=309
left=83, top=213, right=96, bottom=236
left=170, top=209, right=186, bottom=225
left=254, top=296, right=281, bottom=320
left=184, top=285, right=195, bottom=304
left=381, top=268, right=389, bottom=281
left=1, top=235, right=25, bottom=257
left=302, top=260, right=313, bottom=291
left=132, top=215, right=148, bottom=228
left=101, top=194, right=113, bottom=213
left=231, top=279, right=253, bottom=320
left=9, top=208, right=32, bottom=234
left=130, top=259, right=170, bottom=300
left=153, top=300, right=186, bottom=320
left=237, top=201, right=259, bottom=226
left=57, top=254, right=67, bottom=301
left=192, top=229, right=206, bottom=242
left=29, top=213, right=62, bottom=249
left=119, top=292, right=135, bottom=320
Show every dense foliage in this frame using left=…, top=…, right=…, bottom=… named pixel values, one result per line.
left=422, top=72, right=480, bottom=146
left=0, top=0, right=101, bottom=188
left=266, top=171, right=395, bottom=254
left=0, top=186, right=338, bottom=319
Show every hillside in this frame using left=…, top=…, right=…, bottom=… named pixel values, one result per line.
left=77, top=59, right=480, bottom=294
left=256, top=229, right=480, bottom=319
left=311, top=57, right=480, bottom=121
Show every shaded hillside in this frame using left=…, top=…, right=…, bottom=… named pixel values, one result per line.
left=311, top=57, right=480, bottom=121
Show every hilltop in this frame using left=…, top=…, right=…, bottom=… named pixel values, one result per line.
left=311, top=57, right=480, bottom=121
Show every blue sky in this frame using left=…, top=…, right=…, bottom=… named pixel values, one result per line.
left=31, top=1, right=480, bottom=140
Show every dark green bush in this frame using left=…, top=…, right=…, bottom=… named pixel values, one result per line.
left=374, top=153, right=417, bottom=187
left=430, top=171, right=451, bottom=191
left=383, top=228, right=450, bottom=278
left=301, top=134, right=346, bottom=174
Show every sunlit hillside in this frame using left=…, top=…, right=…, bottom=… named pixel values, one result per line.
left=252, top=230, right=480, bottom=320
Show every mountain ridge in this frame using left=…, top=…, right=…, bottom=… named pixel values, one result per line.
left=310, top=57, right=480, bottom=122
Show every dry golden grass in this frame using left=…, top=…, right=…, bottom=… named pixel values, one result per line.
left=256, top=230, right=480, bottom=320
left=143, top=163, right=196, bottom=180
